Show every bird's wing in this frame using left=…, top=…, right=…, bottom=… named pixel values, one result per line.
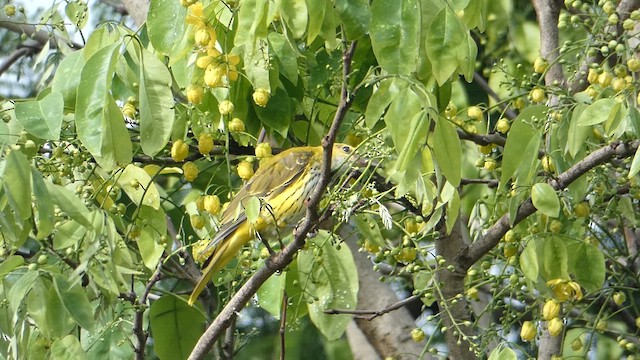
left=196, top=149, right=314, bottom=260
left=220, top=148, right=314, bottom=224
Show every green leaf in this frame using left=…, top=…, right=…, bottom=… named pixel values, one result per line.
left=14, top=91, right=64, bottom=140
left=53, top=273, right=96, bottom=332
left=298, top=231, right=358, bottom=340
left=279, top=0, right=308, bottom=38
left=567, top=104, right=591, bottom=157
left=137, top=205, right=167, bottom=269
left=395, top=110, right=431, bottom=172
left=458, top=33, right=477, bottom=82
left=235, top=0, right=269, bottom=47
left=51, top=335, right=87, bottom=360
left=53, top=220, right=87, bottom=250
left=320, top=0, right=338, bottom=48
left=45, top=181, right=92, bottom=228
left=365, top=78, right=406, bottom=128
left=244, top=196, right=261, bottom=224
left=531, top=183, right=560, bottom=218
left=425, top=7, right=466, bottom=85
left=333, top=0, right=370, bottom=40
left=488, top=345, right=517, bottom=360
left=8, top=270, right=39, bottom=310
left=254, top=87, right=291, bottom=137
left=370, top=0, right=419, bottom=75
left=116, top=164, right=161, bottom=209
left=268, top=32, right=299, bottom=83
left=541, top=236, right=568, bottom=281
left=257, top=268, right=286, bottom=319
left=65, top=1, right=88, bottom=28
left=515, top=132, right=542, bottom=187
left=628, top=106, right=640, bottom=139
left=0, top=255, right=24, bottom=277
left=568, top=241, right=605, bottom=292
left=138, top=48, right=175, bottom=156
left=628, top=145, right=640, bottom=178
left=501, top=105, right=545, bottom=187
left=306, top=0, right=326, bottom=44
left=445, top=188, right=460, bottom=234
left=577, top=98, right=616, bottom=126
left=147, top=0, right=188, bottom=56
left=384, top=86, right=421, bottom=150
left=432, top=117, right=462, bottom=187
left=31, top=168, right=55, bottom=240
left=520, top=239, right=539, bottom=282
left=149, top=295, right=206, bottom=360
left=3, top=150, right=31, bottom=221
left=76, top=43, right=132, bottom=169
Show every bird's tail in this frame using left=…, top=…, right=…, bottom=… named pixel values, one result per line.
left=188, top=222, right=253, bottom=305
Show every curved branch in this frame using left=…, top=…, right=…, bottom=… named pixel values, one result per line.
left=186, top=40, right=358, bottom=360
left=0, top=47, right=33, bottom=77
left=458, top=140, right=639, bottom=270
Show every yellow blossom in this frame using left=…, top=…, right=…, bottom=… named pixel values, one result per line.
left=546, top=279, right=583, bottom=302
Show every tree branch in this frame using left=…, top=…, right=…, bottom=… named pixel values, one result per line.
left=459, top=140, right=639, bottom=270
left=0, top=47, right=33, bottom=77
left=133, top=259, right=164, bottom=360
left=324, top=295, right=421, bottom=321
left=186, top=40, right=358, bottom=360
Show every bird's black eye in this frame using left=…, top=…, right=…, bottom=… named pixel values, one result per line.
left=341, top=145, right=351, bottom=153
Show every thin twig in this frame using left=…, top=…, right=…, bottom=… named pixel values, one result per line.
left=279, top=292, right=288, bottom=360
left=133, top=260, right=164, bottom=360
left=221, top=318, right=236, bottom=360
left=472, top=72, right=518, bottom=120
left=324, top=294, right=421, bottom=321
left=460, top=178, right=499, bottom=188
left=186, top=40, right=358, bottom=360
left=0, top=47, right=33, bottom=77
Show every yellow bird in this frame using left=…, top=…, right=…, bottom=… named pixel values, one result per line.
left=188, top=143, right=357, bottom=305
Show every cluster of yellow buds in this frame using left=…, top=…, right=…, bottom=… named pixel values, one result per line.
left=181, top=2, right=240, bottom=100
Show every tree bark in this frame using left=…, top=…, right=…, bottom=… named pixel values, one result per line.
left=435, top=218, right=477, bottom=360
left=342, top=225, right=432, bottom=360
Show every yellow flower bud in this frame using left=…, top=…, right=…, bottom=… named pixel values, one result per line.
left=395, top=247, right=417, bottom=263
left=218, top=100, right=234, bottom=115
left=198, top=132, right=213, bottom=155
left=195, top=195, right=206, bottom=212
left=196, top=55, right=214, bottom=69
left=467, top=106, right=483, bottom=121
left=520, top=321, right=536, bottom=342
left=533, top=57, right=548, bottom=74
left=254, top=142, right=272, bottom=158
left=613, top=291, right=626, bottom=305
left=4, top=4, right=16, bottom=16
left=204, top=194, right=221, bottom=215
left=478, top=144, right=492, bottom=155
left=363, top=240, right=380, bottom=253
left=183, top=161, right=199, bottom=182
left=122, top=103, right=136, bottom=118
left=411, top=328, right=425, bottom=342
left=252, top=88, right=270, bottom=107
left=496, top=118, right=510, bottom=133
left=574, top=202, right=590, bottom=217
left=543, top=299, right=560, bottom=320
left=628, top=57, right=640, bottom=72
left=587, top=68, right=599, bottom=84
left=530, top=88, right=546, bottom=103
left=237, top=161, right=254, bottom=180
left=171, top=139, right=189, bottom=162
left=194, top=28, right=212, bottom=47
left=504, top=229, right=517, bottom=242
left=228, top=118, right=245, bottom=133
left=548, top=317, right=563, bottom=336
left=598, top=71, right=613, bottom=87
left=549, top=220, right=562, bottom=234
left=204, top=65, right=224, bottom=87
left=190, top=214, right=206, bottom=230
left=187, top=85, right=204, bottom=104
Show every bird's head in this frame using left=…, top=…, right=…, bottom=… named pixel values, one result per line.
left=330, top=143, right=357, bottom=171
